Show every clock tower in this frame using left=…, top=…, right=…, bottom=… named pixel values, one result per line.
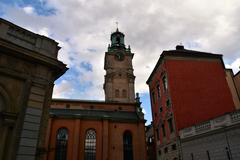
left=104, top=28, right=135, bottom=102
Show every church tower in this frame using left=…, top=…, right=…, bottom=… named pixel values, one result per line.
left=104, top=28, right=135, bottom=102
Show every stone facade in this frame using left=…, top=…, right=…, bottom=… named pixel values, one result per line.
left=225, top=69, right=240, bottom=109
left=0, top=18, right=67, bottom=160
left=180, top=110, right=240, bottom=160
left=146, top=124, right=156, bottom=160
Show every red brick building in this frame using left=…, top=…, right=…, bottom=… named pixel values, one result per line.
left=45, top=29, right=146, bottom=160
left=146, top=45, right=235, bottom=160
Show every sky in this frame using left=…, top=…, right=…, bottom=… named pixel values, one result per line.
left=1, top=0, right=240, bottom=125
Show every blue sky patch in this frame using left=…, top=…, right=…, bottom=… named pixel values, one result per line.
left=87, top=48, right=97, bottom=53
left=80, top=61, right=93, bottom=72
left=139, top=92, right=151, bottom=125
left=0, top=0, right=56, bottom=16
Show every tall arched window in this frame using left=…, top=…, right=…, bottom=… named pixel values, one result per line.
left=123, top=131, right=133, bottom=160
left=55, top=128, right=68, bottom=160
left=84, top=129, right=96, bottom=160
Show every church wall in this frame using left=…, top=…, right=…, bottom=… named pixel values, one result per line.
left=47, top=117, right=146, bottom=160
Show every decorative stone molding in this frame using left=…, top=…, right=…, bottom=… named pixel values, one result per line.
left=0, top=18, right=60, bottom=59
left=179, top=110, right=240, bottom=139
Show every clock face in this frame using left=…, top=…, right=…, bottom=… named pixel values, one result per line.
left=115, top=52, right=124, bottom=61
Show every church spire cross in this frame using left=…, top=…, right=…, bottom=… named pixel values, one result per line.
left=116, top=21, right=119, bottom=31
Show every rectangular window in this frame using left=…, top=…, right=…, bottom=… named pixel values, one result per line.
left=164, top=147, right=168, bottom=153
left=166, top=99, right=171, bottom=108
left=158, top=150, right=161, bottom=155
left=162, top=124, right=166, bottom=137
left=115, top=89, right=120, bottom=98
left=156, top=128, right=160, bottom=140
left=171, top=144, right=177, bottom=150
left=151, top=92, right=155, bottom=104
left=162, top=76, right=168, bottom=91
left=168, top=118, right=174, bottom=133
left=157, top=84, right=161, bottom=98
left=159, top=106, right=163, bottom=112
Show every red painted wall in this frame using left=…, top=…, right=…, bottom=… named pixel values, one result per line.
left=165, top=59, right=235, bottom=130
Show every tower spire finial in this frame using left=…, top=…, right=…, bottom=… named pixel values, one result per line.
left=116, top=21, right=119, bottom=31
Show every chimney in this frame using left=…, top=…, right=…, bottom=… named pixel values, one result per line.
left=176, top=45, right=184, bottom=50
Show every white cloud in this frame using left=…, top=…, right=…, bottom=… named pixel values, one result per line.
left=226, top=58, right=240, bottom=74
left=142, top=108, right=147, bottom=115
left=22, top=6, right=35, bottom=14
left=53, top=80, right=75, bottom=98
left=38, top=27, right=49, bottom=37
left=2, top=0, right=240, bottom=100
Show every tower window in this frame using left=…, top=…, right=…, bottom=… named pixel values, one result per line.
left=115, top=89, right=120, bottom=98
left=116, top=37, right=120, bottom=44
left=84, top=129, right=96, bottom=160
left=55, top=128, right=68, bottom=160
left=122, top=89, right=127, bottom=98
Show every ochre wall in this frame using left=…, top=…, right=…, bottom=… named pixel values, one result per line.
left=47, top=118, right=146, bottom=160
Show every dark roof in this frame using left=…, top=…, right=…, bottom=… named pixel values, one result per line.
left=52, top=98, right=137, bottom=105
left=146, top=47, right=223, bottom=84
left=50, top=108, right=143, bottom=122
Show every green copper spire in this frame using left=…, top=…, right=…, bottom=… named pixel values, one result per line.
left=110, top=28, right=125, bottom=49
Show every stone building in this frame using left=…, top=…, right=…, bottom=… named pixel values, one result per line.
left=0, top=18, right=67, bottom=160
left=145, top=123, right=155, bottom=160
left=179, top=110, right=240, bottom=160
left=225, top=69, right=240, bottom=109
left=45, top=29, right=147, bottom=160
left=146, top=45, right=236, bottom=160
left=234, top=71, right=240, bottom=98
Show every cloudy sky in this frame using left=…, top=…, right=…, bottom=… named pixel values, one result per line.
left=1, top=0, right=240, bottom=124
